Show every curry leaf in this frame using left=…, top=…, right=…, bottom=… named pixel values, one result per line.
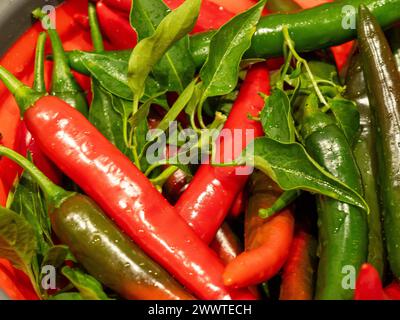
left=89, top=80, right=128, bottom=154
left=79, top=53, right=168, bottom=107
left=0, top=208, right=37, bottom=277
left=155, top=79, right=197, bottom=134
left=130, top=0, right=195, bottom=92
left=260, top=89, right=296, bottom=143
left=330, top=98, right=360, bottom=145
left=234, top=137, right=368, bottom=211
left=61, top=266, right=110, bottom=300
left=9, top=168, right=51, bottom=255
left=128, top=0, right=200, bottom=101
left=41, top=245, right=71, bottom=270
left=200, top=0, right=265, bottom=99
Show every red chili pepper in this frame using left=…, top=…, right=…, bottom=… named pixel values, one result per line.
left=0, top=67, right=255, bottom=301
left=175, top=63, right=270, bottom=244
left=164, top=0, right=236, bottom=33
left=354, top=263, right=386, bottom=300
left=223, top=173, right=295, bottom=288
left=99, top=0, right=238, bottom=35
left=279, top=230, right=317, bottom=300
left=0, top=0, right=93, bottom=205
left=96, top=1, right=137, bottom=50
left=384, top=281, right=400, bottom=300
left=0, top=259, right=38, bottom=300
left=229, top=191, right=245, bottom=219
left=101, top=0, right=132, bottom=12
left=211, top=223, right=243, bottom=265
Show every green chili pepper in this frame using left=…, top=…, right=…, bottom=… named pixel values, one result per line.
left=190, top=0, right=400, bottom=68
left=0, top=146, right=193, bottom=300
left=33, top=32, right=47, bottom=94
left=32, top=8, right=89, bottom=117
left=64, top=0, right=400, bottom=73
left=298, top=94, right=368, bottom=300
left=357, top=5, right=400, bottom=280
left=88, top=2, right=104, bottom=53
left=344, top=53, right=384, bottom=278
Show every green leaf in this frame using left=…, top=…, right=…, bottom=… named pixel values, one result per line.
left=61, top=266, right=109, bottom=300
left=41, top=245, right=71, bottom=270
left=329, top=98, right=360, bottom=144
left=155, top=79, right=196, bottom=134
left=9, top=168, right=51, bottom=255
left=130, top=0, right=195, bottom=92
left=128, top=0, right=201, bottom=101
left=80, top=53, right=168, bottom=107
left=89, top=80, right=128, bottom=154
left=49, top=292, right=83, bottom=300
left=236, top=137, right=368, bottom=211
left=308, top=61, right=339, bottom=84
left=260, top=89, right=296, bottom=143
left=200, top=0, right=265, bottom=99
left=0, top=208, right=37, bottom=276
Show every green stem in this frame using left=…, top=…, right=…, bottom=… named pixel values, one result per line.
left=259, top=189, right=301, bottom=218
left=33, top=7, right=88, bottom=116
left=0, top=146, right=72, bottom=208
left=33, top=32, right=47, bottom=93
left=282, top=27, right=328, bottom=106
left=0, top=66, right=42, bottom=114
left=150, top=166, right=179, bottom=187
left=88, top=2, right=104, bottom=53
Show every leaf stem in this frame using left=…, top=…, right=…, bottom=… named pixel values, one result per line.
left=282, top=26, right=328, bottom=107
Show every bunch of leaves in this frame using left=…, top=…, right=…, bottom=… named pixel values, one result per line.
left=212, top=27, right=367, bottom=218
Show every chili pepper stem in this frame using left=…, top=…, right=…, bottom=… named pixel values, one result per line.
left=32, top=9, right=71, bottom=83
left=0, top=66, right=43, bottom=114
left=0, top=146, right=73, bottom=209
left=33, top=32, right=47, bottom=93
left=88, top=2, right=105, bottom=53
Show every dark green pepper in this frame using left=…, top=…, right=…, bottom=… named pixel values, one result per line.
left=344, top=53, right=384, bottom=278
left=298, top=95, right=368, bottom=300
left=0, top=146, right=193, bottom=300
left=190, top=0, right=400, bottom=68
left=32, top=8, right=89, bottom=117
left=357, top=5, right=400, bottom=280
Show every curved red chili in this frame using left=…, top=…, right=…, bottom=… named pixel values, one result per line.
left=0, top=66, right=255, bottom=300
left=175, top=63, right=270, bottom=243
left=354, top=263, right=385, bottom=300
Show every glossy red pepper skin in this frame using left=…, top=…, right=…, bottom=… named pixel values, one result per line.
left=21, top=95, right=254, bottom=300
left=0, top=0, right=93, bottom=205
left=164, top=0, right=235, bottom=33
left=175, top=63, right=270, bottom=244
left=279, top=230, right=317, bottom=300
left=384, top=281, right=400, bottom=300
left=354, top=264, right=385, bottom=300
left=96, top=1, right=137, bottom=50
left=0, top=259, right=38, bottom=300
left=223, top=173, right=295, bottom=288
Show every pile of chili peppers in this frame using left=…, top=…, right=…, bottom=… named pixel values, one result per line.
left=0, top=0, right=399, bottom=301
